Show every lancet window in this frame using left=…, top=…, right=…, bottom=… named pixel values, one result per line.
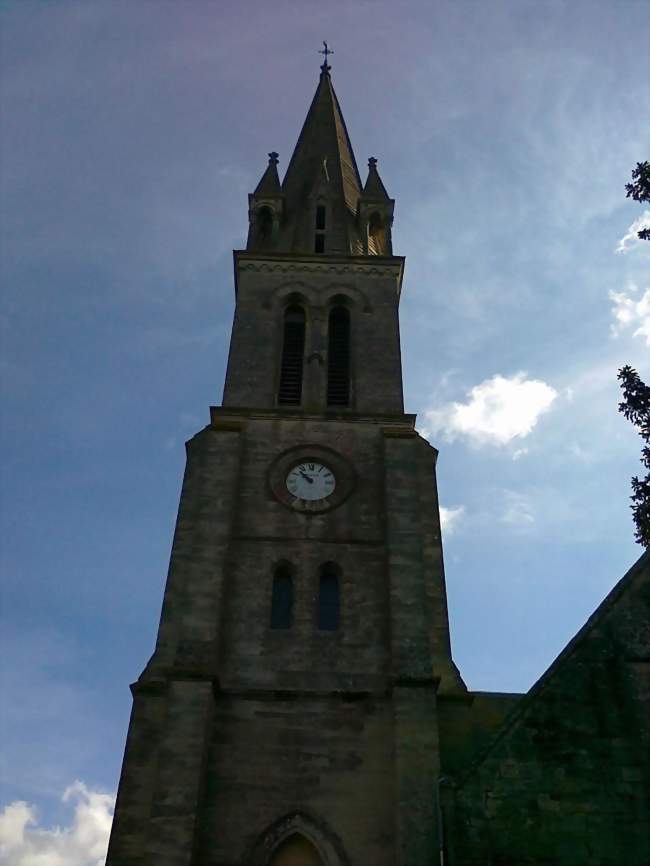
left=270, top=564, right=293, bottom=630
left=314, top=205, right=326, bottom=253
left=318, top=563, right=340, bottom=631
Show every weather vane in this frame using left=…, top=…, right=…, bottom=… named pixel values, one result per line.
left=319, top=41, right=333, bottom=71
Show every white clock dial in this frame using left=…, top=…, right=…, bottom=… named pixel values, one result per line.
left=285, top=462, right=336, bottom=501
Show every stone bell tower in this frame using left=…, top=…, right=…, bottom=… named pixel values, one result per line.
left=106, top=58, right=466, bottom=866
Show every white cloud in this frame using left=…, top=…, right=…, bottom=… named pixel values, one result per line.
left=422, top=373, right=557, bottom=446
left=0, top=782, right=114, bottom=866
left=500, top=491, right=535, bottom=528
left=512, top=447, right=529, bottom=461
left=609, top=284, right=650, bottom=345
left=440, top=505, right=465, bottom=535
left=570, top=443, right=593, bottom=463
left=616, top=210, right=650, bottom=253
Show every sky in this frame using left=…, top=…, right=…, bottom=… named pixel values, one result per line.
left=1, top=1, right=648, bottom=863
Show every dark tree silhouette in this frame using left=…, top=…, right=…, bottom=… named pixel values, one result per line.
left=625, top=161, right=650, bottom=241
left=618, top=366, right=650, bottom=547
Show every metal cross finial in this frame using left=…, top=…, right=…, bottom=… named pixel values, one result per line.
left=319, top=41, right=333, bottom=72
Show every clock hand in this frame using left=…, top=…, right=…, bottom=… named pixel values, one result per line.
left=299, top=471, right=314, bottom=483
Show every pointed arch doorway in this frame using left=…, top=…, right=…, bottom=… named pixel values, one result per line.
left=268, top=833, right=324, bottom=866
left=247, top=812, right=348, bottom=866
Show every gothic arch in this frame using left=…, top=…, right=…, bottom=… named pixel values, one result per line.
left=246, top=812, right=349, bottom=866
left=323, top=283, right=372, bottom=313
left=269, top=834, right=321, bottom=866
left=328, top=292, right=352, bottom=308
left=270, top=282, right=372, bottom=314
left=272, top=282, right=320, bottom=309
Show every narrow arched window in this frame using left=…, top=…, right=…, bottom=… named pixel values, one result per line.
left=368, top=211, right=386, bottom=255
left=256, top=206, right=273, bottom=241
left=278, top=305, right=305, bottom=405
left=327, top=306, right=350, bottom=407
left=318, top=563, right=339, bottom=631
left=315, top=205, right=326, bottom=252
left=270, top=565, right=293, bottom=629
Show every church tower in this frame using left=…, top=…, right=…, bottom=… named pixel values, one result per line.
left=106, top=58, right=466, bottom=866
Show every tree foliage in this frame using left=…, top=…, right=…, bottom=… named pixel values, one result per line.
left=618, top=365, right=650, bottom=547
left=625, top=161, right=650, bottom=241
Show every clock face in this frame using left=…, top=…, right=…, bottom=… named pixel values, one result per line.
left=286, top=462, right=336, bottom=501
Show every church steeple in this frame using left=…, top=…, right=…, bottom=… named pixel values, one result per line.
left=281, top=63, right=362, bottom=253
left=106, top=58, right=465, bottom=866
left=247, top=63, right=388, bottom=256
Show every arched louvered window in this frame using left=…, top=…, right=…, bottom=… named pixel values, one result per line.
left=270, top=565, right=293, bottom=630
left=318, top=563, right=340, bottom=631
left=278, top=305, right=306, bottom=405
left=327, top=306, right=350, bottom=407
left=368, top=211, right=386, bottom=255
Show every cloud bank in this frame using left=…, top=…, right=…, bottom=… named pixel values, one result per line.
left=0, top=782, right=114, bottom=866
left=422, top=373, right=557, bottom=446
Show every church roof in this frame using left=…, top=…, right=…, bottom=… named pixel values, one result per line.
left=455, top=548, right=650, bottom=788
left=282, top=64, right=363, bottom=215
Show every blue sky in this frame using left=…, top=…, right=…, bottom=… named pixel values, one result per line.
left=1, top=1, right=648, bottom=863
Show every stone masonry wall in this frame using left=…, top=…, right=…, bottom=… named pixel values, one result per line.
left=108, top=376, right=459, bottom=865
left=196, top=693, right=396, bottom=866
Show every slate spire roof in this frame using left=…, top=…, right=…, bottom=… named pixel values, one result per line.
left=253, top=152, right=282, bottom=197
left=362, top=157, right=391, bottom=200
left=282, top=63, right=363, bottom=216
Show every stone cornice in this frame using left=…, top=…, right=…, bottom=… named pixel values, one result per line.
left=238, top=260, right=402, bottom=278
left=210, top=404, right=417, bottom=429
left=233, top=250, right=405, bottom=295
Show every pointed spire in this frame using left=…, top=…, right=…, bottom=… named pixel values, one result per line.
left=280, top=65, right=363, bottom=253
left=247, top=152, right=284, bottom=252
left=282, top=68, right=362, bottom=209
left=362, top=157, right=391, bottom=200
left=253, top=151, right=282, bottom=196
left=359, top=157, right=395, bottom=256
